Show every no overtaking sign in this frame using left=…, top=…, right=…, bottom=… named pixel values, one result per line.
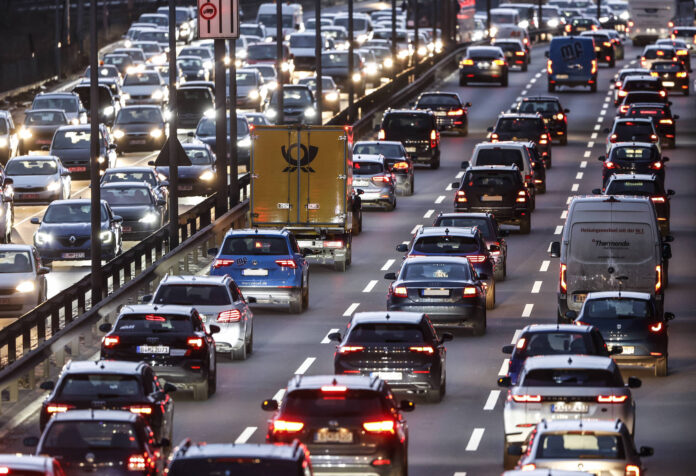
left=198, top=0, right=239, bottom=39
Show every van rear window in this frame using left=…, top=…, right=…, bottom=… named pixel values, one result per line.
left=569, top=222, right=654, bottom=263
left=465, top=171, right=520, bottom=189
left=476, top=148, right=524, bottom=169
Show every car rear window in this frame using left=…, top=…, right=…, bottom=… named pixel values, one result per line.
left=417, top=95, right=460, bottom=107
left=347, top=324, right=425, bottom=344
left=413, top=235, right=480, bottom=254
left=353, top=161, right=383, bottom=174
left=221, top=236, right=290, bottom=255
left=154, top=285, right=231, bottom=306
left=476, top=148, right=525, bottom=169
left=521, top=368, right=623, bottom=387
left=496, top=118, right=541, bottom=135
left=536, top=433, right=625, bottom=460
left=605, top=180, right=658, bottom=196
left=518, top=101, right=559, bottom=114
left=353, top=143, right=402, bottom=158
left=42, top=421, right=141, bottom=451
left=624, top=80, right=659, bottom=91
left=610, top=146, right=656, bottom=161
left=568, top=222, right=655, bottom=264
left=57, top=374, right=143, bottom=398
left=644, top=48, right=674, bottom=59
left=102, top=187, right=153, bottom=206
left=401, top=262, right=472, bottom=281
left=624, top=93, right=663, bottom=104
left=437, top=217, right=492, bottom=239
left=614, top=122, right=654, bottom=137
left=283, top=389, right=385, bottom=418
left=583, top=298, right=653, bottom=319
left=626, top=108, right=667, bottom=120
left=115, top=313, right=195, bottom=333
left=465, top=171, right=520, bottom=189
left=383, top=114, right=433, bottom=132
left=651, top=62, right=683, bottom=72
left=517, top=332, right=595, bottom=358
left=168, top=460, right=301, bottom=476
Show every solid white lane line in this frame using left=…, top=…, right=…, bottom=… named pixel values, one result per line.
left=583, top=150, right=591, bottom=158
left=499, top=359, right=510, bottom=376
left=576, top=172, right=584, bottom=180
left=423, top=209, right=434, bottom=218
left=295, top=357, right=316, bottom=375
left=343, top=303, right=360, bottom=316
left=381, top=259, right=395, bottom=271
left=561, top=210, right=568, bottom=219
left=554, top=225, right=564, bottom=235
left=273, top=389, right=286, bottom=402
left=522, top=304, right=534, bottom=318
left=235, top=427, right=257, bottom=444
left=571, top=183, right=579, bottom=192
left=540, top=260, right=550, bottom=272
left=362, top=280, right=378, bottom=293
left=456, top=171, right=464, bottom=179
left=580, top=160, right=587, bottom=168
left=435, top=195, right=446, bottom=204
left=410, top=224, right=422, bottom=234
left=465, top=428, right=485, bottom=451
left=484, top=390, right=501, bottom=411
left=531, top=281, right=542, bottom=294
left=321, top=329, right=340, bottom=344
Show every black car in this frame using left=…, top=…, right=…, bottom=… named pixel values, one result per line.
left=18, top=109, right=69, bottom=155
left=650, top=60, right=690, bottom=96
left=112, top=106, right=167, bottom=153
left=353, top=140, right=414, bottom=196
left=564, top=16, right=600, bottom=35
left=580, top=31, right=618, bottom=66
left=329, top=311, right=452, bottom=402
left=413, top=91, right=470, bottom=136
left=72, top=81, right=120, bottom=127
left=99, top=304, right=218, bottom=400
left=265, top=85, right=317, bottom=125
left=102, top=53, right=135, bottom=77
left=262, top=375, right=414, bottom=475
left=489, top=113, right=552, bottom=163
left=617, top=91, right=669, bottom=117
left=321, top=50, right=366, bottom=97
left=193, top=115, right=251, bottom=167
left=571, top=291, right=675, bottom=376
left=100, top=182, right=166, bottom=239
left=153, top=142, right=216, bottom=196
left=38, top=360, right=176, bottom=444
left=101, top=166, right=169, bottom=206
left=379, top=109, right=440, bottom=169
left=625, top=103, right=679, bottom=148
left=600, top=142, right=665, bottom=186
left=605, top=118, right=658, bottom=149
left=512, top=96, right=569, bottom=145
left=524, top=141, right=548, bottom=193
left=25, top=410, right=165, bottom=476
left=598, top=173, right=674, bottom=234
left=453, top=165, right=532, bottom=234
left=176, top=85, right=214, bottom=129
left=615, top=75, right=665, bottom=107
left=385, top=256, right=487, bottom=335
left=492, top=39, right=529, bottom=71
left=177, top=56, right=209, bottom=82
left=167, top=440, right=313, bottom=475
left=459, top=46, right=509, bottom=87
left=49, top=124, right=117, bottom=178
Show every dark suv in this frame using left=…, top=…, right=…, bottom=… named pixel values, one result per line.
left=511, top=96, right=569, bottom=146
left=167, top=439, right=313, bottom=475
left=99, top=304, right=219, bottom=401
left=453, top=165, right=532, bottom=234
left=379, top=109, right=440, bottom=169
left=488, top=113, right=552, bottom=163
left=414, top=92, right=471, bottom=136
left=262, top=375, right=414, bottom=475
left=600, top=142, right=665, bottom=186
left=329, top=311, right=452, bottom=402
left=625, top=103, right=679, bottom=148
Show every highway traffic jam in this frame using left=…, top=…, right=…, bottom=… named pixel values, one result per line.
left=0, top=0, right=694, bottom=475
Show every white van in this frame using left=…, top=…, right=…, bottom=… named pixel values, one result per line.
left=550, top=195, right=672, bottom=322
left=489, top=8, right=521, bottom=28
left=256, top=3, right=304, bottom=39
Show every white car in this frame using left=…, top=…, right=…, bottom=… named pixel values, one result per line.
left=5, top=155, right=71, bottom=204
left=0, top=245, right=49, bottom=318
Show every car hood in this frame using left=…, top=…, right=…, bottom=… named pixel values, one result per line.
left=49, top=147, right=90, bottom=161
left=156, top=165, right=212, bottom=179
left=116, top=123, right=161, bottom=133
left=122, top=84, right=160, bottom=95
left=107, top=204, right=156, bottom=221
left=8, top=174, right=58, bottom=188
left=25, top=124, right=63, bottom=136
left=0, top=271, right=36, bottom=286
left=38, top=221, right=108, bottom=236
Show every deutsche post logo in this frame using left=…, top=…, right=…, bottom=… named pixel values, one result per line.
left=281, top=144, right=318, bottom=173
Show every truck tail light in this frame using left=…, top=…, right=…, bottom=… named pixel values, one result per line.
left=324, top=240, right=344, bottom=248
left=213, top=259, right=233, bottom=268
left=338, top=346, right=364, bottom=354
left=102, top=336, right=120, bottom=348
left=455, top=190, right=467, bottom=203
left=377, top=129, right=385, bottom=140
left=363, top=420, right=395, bottom=434
left=272, top=420, right=304, bottom=433
left=128, top=454, right=148, bottom=471
left=218, top=309, right=242, bottom=322
left=560, top=263, right=567, bottom=293
left=392, top=286, right=408, bottom=297
left=547, top=59, right=553, bottom=74
left=650, top=322, right=664, bottom=333
left=409, top=346, right=434, bottom=354
left=128, top=405, right=153, bottom=415
left=511, top=394, right=542, bottom=403
left=625, top=464, right=641, bottom=476
left=275, top=259, right=298, bottom=268
left=187, top=337, right=204, bottom=349
left=597, top=395, right=628, bottom=403
left=655, top=265, right=662, bottom=292
left=46, top=403, right=75, bottom=414
left=462, top=286, right=479, bottom=297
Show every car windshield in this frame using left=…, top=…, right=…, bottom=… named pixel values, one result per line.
left=518, top=332, right=595, bottom=357
left=324, top=28, right=348, bottom=40
left=496, top=118, right=540, bottom=135
left=290, top=35, right=315, bottom=48
left=104, top=55, right=130, bottom=66
left=347, top=323, right=425, bottom=343
left=32, top=97, right=78, bottom=113
left=298, top=77, right=335, bottom=90
left=85, top=66, right=119, bottom=78
left=140, top=15, right=167, bottom=26
left=476, top=149, right=525, bottom=169
left=283, top=389, right=385, bottom=418
left=353, top=161, right=383, bottom=175
left=154, top=285, right=230, bottom=306
left=102, top=171, right=156, bottom=187
left=627, top=107, right=667, bottom=120
left=240, top=25, right=262, bottom=36
left=248, top=43, right=278, bottom=60
left=135, top=43, right=160, bottom=53
left=413, top=235, right=479, bottom=254
left=52, top=130, right=90, bottom=149
left=137, top=31, right=168, bottom=42
left=6, top=159, right=58, bottom=176
left=610, top=146, right=656, bottom=161
left=417, top=95, right=460, bottom=107
left=236, top=71, right=258, bottom=86
left=401, top=262, right=472, bottom=281
left=57, top=374, right=142, bottom=398
left=178, top=88, right=212, bottom=107
left=43, top=203, right=107, bottom=223
left=605, top=180, right=658, bottom=196
left=469, top=48, right=502, bottom=59
left=0, top=251, right=33, bottom=273
left=383, top=114, right=432, bottom=132
left=117, top=49, right=145, bottom=62
left=436, top=217, right=492, bottom=239
left=334, top=17, right=368, bottom=30
left=322, top=52, right=355, bottom=67
left=624, top=80, right=659, bottom=91
left=521, top=368, right=623, bottom=387
left=257, top=14, right=294, bottom=28
left=254, top=65, right=276, bottom=79
left=245, top=114, right=269, bottom=126
left=537, top=433, right=625, bottom=460
left=221, top=236, right=290, bottom=255
left=181, top=48, right=211, bottom=58
left=168, top=460, right=302, bottom=476
left=102, top=187, right=152, bottom=206
left=354, top=143, right=402, bottom=158
left=196, top=117, right=248, bottom=137
left=518, top=101, right=560, bottom=114
left=25, top=111, right=67, bottom=125
left=116, top=108, right=162, bottom=124
left=184, top=148, right=213, bottom=165
left=269, top=88, right=313, bottom=106
left=614, top=122, right=654, bottom=138
left=178, top=57, right=202, bottom=69
left=583, top=298, right=653, bottom=319
left=115, top=313, right=195, bottom=333
left=42, top=421, right=141, bottom=451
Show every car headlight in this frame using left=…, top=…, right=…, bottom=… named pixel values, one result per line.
left=384, top=57, right=394, bottom=68
left=35, top=231, right=53, bottom=245
left=0, top=138, right=7, bottom=148
left=547, top=18, right=559, bottom=28
left=70, top=118, right=80, bottom=126
left=266, top=80, right=278, bottom=90
left=103, top=105, right=115, bottom=116
left=19, top=128, right=32, bottom=139
left=599, top=16, right=609, bottom=23
left=124, top=40, right=132, bottom=48
left=489, top=26, right=498, bottom=37
left=417, top=46, right=427, bottom=56
left=304, top=107, right=316, bottom=118
left=365, top=63, right=378, bottom=75
left=237, top=137, right=251, bottom=148
left=397, top=49, right=409, bottom=59
left=519, top=20, right=529, bottom=29
left=203, top=60, right=213, bottom=70
left=352, top=72, right=362, bottom=83
left=204, top=108, right=215, bottom=118
left=280, top=61, right=291, bottom=72
left=325, top=92, right=339, bottom=102
left=46, top=181, right=61, bottom=192
left=126, top=66, right=138, bottom=75
left=151, top=89, right=164, bottom=100
left=97, top=155, right=105, bottom=164
left=237, top=50, right=247, bottom=59
left=248, top=89, right=260, bottom=99
left=357, top=33, right=369, bottom=44
left=224, top=56, right=231, bottom=66
left=199, top=170, right=215, bottom=181
left=99, top=230, right=113, bottom=243
left=235, top=59, right=243, bottom=68
left=266, top=108, right=277, bottom=118
left=139, top=212, right=158, bottom=224
left=15, top=281, right=36, bottom=293
left=150, top=128, right=163, bottom=138
left=198, top=69, right=206, bottom=76
left=121, top=93, right=130, bottom=101
left=112, top=129, right=125, bottom=139
left=180, top=23, right=190, bottom=33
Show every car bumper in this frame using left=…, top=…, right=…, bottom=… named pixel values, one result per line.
left=434, top=115, right=467, bottom=131
left=121, top=221, right=160, bottom=240
left=175, top=180, right=215, bottom=196
left=309, top=452, right=399, bottom=476
left=0, top=296, right=39, bottom=318
left=454, top=205, right=529, bottom=224
left=237, top=286, right=300, bottom=305
left=387, top=302, right=485, bottom=327
left=13, top=189, right=62, bottom=204
left=151, top=363, right=208, bottom=387
left=115, top=135, right=165, bottom=151
left=549, top=74, right=596, bottom=86
left=336, top=367, right=438, bottom=393
left=355, top=188, right=395, bottom=206
left=460, top=66, right=506, bottom=81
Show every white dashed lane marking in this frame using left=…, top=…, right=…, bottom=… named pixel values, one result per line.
left=554, top=225, right=564, bottom=234
left=381, top=259, right=395, bottom=271
left=571, top=183, right=579, bottom=192
left=580, top=160, right=587, bottom=168
left=484, top=390, right=501, bottom=411
left=576, top=172, right=584, bottom=180
left=235, top=427, right=257, bottom=444
left=591, top=132, right=598, bottom=139
left=410, top=224, right=422, bottom=234
left=561, top=210, right=568, bottom=219
left=295, top=357, right=316, bottom=375
left=423, top=209, right=434, bottom=218
left=465, top=428, right=485, bottom=451
left=522, top=304, right=534, bottom=317
left=435, top=195, right=446, bottom=204
left=499, top=359, right=510, bottom=376
left=540, top=260, right=550, bottom=272
left=566, top=196, right=573, bottom=204
left=362, top=280, right=378, bottom=293
left=343, top=303, right=360, bottom=316
left=583, top=150, right=591, bottom=158
left=531, top=281, right=542, bottom=293
left=456, top=171, right=464, bottom=179
left=273, top=388, right=286, bottom=402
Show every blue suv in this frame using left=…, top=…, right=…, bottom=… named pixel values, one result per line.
left=208, top=229, right=309, bottom=313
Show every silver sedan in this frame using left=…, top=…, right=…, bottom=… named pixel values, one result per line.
left=5, top=155, right=71, bottom=204
left=0, top=245, right=49, bottom=318
left=352, top=154, right=397, bottom=211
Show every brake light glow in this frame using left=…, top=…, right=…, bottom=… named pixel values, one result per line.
left=372, top=175, right=392, bottom=184
left=618, top=90, right=628, bottom=97
left=516, top=337, right=526, bottom=350
left=275, top=259, right=298, bottom=268
left=213, top=259, right=233, bottom=268
left=547, top=59, right=553, bottom=74
left=455, top=190, right=467, bottom=203
left=597, top=395, right=628, bottom=403
left=676, top=71, right=687, bottom=78
left=392, top=286, right=408, bottom=297
left=447, top=108, right=464, bottom=116
left=615, top=80, right=622, bottom=87
left=462, top=286, right=478, bottom=297
left=462, top=59, right=474, bottom=65
left=363, top=420, right=395, bottom=434
left=392, top=161, right=409, bottom=170
left=540, top=133, right=549, bottom=145
left=565, top=25, right=571, bottom=33
left=511, top=394, right=542, bottom=403
left=515, top=51, right=525, bottom=56
left=620, top=105, right=629, bottom=114
left=655, top=265, right=662, bottom=292
left=324, top=240, right=343, bottom=248
left=610, top=134, right=618, bottom=142
left=372, top=458, right=391, bottom=466
left=516, top=190, right=527, bottom=203
left=650, top=322, right=664, bottom=333
left=603, top=41, right=612, bottom=47
left=46, top=403, right=75, bottom=414
left=625, top=464, right=641, bottom=476
left=591, top=59, right=597, bottom=74
left=490, top=132, right=499, bottom=142
left=650, top=72, right=659, bottom=77
left=430, top=129, right=438, bottom=148
left=651, top=196, right=666, bottom=203
left=409, top=346, right=434, bottom=354
left=377, top=129, right=385, bottom=140
left=128, top=454, right=147, bottom=471
left=321, top=385, right=347, bottom=392
left=659, top=90, right=667, bottom=97
left=650, top=134, right=658, bottom=142
left=522, top=463, right=537, bottom=470
left=128, top=405, right=153, bottom=415
left=145, top=314, right=166, bottom=322
left=604, top=161, right=616, bottom=169
left=650, top=161, right=663, bottom=170
left=493, top=59, right=505, bottom=66
left=217, top=309, right=241, bottom=323
left=0, top=468, right=8, bottom=475
left=560, top=263, right=567, bottom=293
left=466, top=255, right=486, bottom=263
left=187, top=337, right=204, bottom=348
left=102, top=336, right=120, bottom=348
left=272, top=420, right=304, bottom=433
left=677, top=49, right=688, bottom=55
left=338, top=346, right=364, bottom=354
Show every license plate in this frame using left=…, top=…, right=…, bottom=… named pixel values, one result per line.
left=131, top=139, right=146, bottom=145
left=621, top=346, right=635, bottom=355
left=353, top=180, right=370, bottom=187
left=405, top=147, right=416, bottom=152
left=68, top=166, right=86, bottom=172
left=19, top=193, right=39, bottom=199
left=314, top=429, right=353, bottom=444
left=122, top=226, right=132, bottom=232
left=371, top=371, right=402, bottom=381
left=572, top=294, right=587, bottom=304
left=178, top=185, right=193, bottom=191
left=242, top=268, right=268, bottom=276
left=137, top=345, right=169, bottom=354
left=61, top=252, right=85, bottom=259
left=556, top=74, right=569, bottom=79
left=552, top=401, right=589, bottom=413
left=481, top=195, right=502, bottom=201
left=434, top=111, right=446, bottom=116
left=478, top=62, right=490, bottom=68
left=36, top=139, right=51, bottom=144
left=423, top=288, right=450, bottom=297
left=663, top=81, right=675, bottom=87
left=0, top=298, right=11, bottom=304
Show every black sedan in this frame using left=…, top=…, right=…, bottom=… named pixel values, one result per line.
left=414, top=91, right=471, bottom=136
left=600, top=142, right=665, bottom=186
left=625, top=103, right=679, bottom=149
left=329, top=311, right=452, bottom=402
left=492, top=38, right=529, bottom=71
left=100, top=182, right=166, bottom=240
left=101, top=166, right=169, bottom=208
left=385, top=256, right=487, bottom=335
left=459, top=46, right=509, bottom=87
left=650, top=60, right=690, bottom=96
left=18, top=109, right=69, bottom=155
left=112, top=105, right=167, bottom=153
left=193, top=115, right=251, bottom=167
left=49, top=124, right=117, bottom=178
left=153, top=142, right=216, bottom=197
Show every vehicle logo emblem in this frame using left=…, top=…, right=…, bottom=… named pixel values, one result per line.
left=281, top=144, right=318, bottom=173
left=577, top=463, right=584, bottom=470
left=69, top=235, right=77, bottom=244
left=328, top=420, right=339, bottom=430
left=252, top=260, right=258, bottom=266
left=85, top=452, right=95, bottom=464
left=617, top=324, right=622, bottom=330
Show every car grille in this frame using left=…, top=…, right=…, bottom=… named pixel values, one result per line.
left=15, top=186, right=46, bottom=192
left=0, top=287, right=16, bottom=296
left=129, top=94, right=150, bottom=101
left=56, top=236, right=89, bottom=247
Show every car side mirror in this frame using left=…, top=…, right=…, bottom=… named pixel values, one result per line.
left=497, top=376, right=512, bottom=388
left=597, top=155, right=605, bottom=161
left=99, top=323, right=112, bottom=333
left=668, top=101, right=672, bottom=105
left=639, top=446, right=654, bottom=457
left=486, top=126, right=494, bottom=133
left=636, top=54, right=641, bottom=59
left=549, top=241, right=561, bottom=258
left=112, top=215, right=123, bottom=224
left=40, top=381, right=55, bottom=391
left=665, top=311, right=675, bottom=321
left=207, top=247, right=219, bottom=256
left=592, top=188, right=602, bottom=195
left=384, top=272, right=397, bottom=280
left=489, top=244, right=500, bottom=252
left=661, top=156, right=669, bottom=163
left=507, top=443, right=524, bottom=456
left=164, top=382, right=177, bottom=393
left=610, top=345, right=623, bottom=355
left=564, top=108, right=570, bottom=113
left=502, top=344, right=514, bottom=355
left=328, top=331, right=342, bottom=343
left=23, top=437, right=39, bottom=447
left=399, top=399, right=415, bottom=412
left=209, top=324, right=221, bottom=334
left=30, top=217, right=40, bottom=225
left=477, top=273, right=488, bottom=281
left=148, top=160, right=156, bottom=166
left=37, top=267, right=50, bottom=275
left=41, top=145, right=50, bottom=151
left=262, top=399, right=279, bottom=411
left=465, top=102, right=472, bottom=108
left=396, top=244, right=408, bottom=252
left=627, top=376, right=642, bottom=388
left=662, top=243, right=672, bottom=260
left=141, top=294, right=153, bottom=304
left=603, top=128, right=610, bottom=133
left=356, top=188, right=365, bottom=195
left=565, top=310, right=578, bottom=320
left=246, top=296, right=257, bottom=304
left=460, top=160, right=469, bottom=169
left=439, top=332, right=454, bottom=344
left=187, top=131, right=195, bottom=137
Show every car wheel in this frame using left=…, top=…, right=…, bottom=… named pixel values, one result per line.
left=472, top=311, right=486, bottom=336
left=246, top=327, right=254, bottom=354
left=494, top=264, right=505, bottom=282
left=459, top=76, right=467, bottom=87
left=560, top=134, right=568, bottom=146
left=655, top=357, right=668, bottom=377
left=408, top=177, right=415, bottom=195
left=522, top=63, right=528, bottom=72
left=609, top=58, right=616, bottom=68
left=289, top=289, right=303, bottom=313
left=538, top=183, right=546, bottom=194
left=503, top=442, right=518, bottom=470
left=501, top=74, right=509, bottom=87
left=192, top=380, right=209, bottom=401
left=426, top=377, right=445, bottom=403
left=590, top=81, right=597, bottom=93
left=334, top=259, right=347, bottom=272
left=519, top=215, right=531, bottom=234
left=232, top=342, right=247, bottom=360
left=302, top=283, right=309, bottom=310
left=208, top=367, right=217, bottom=395
left=684, top=87, right=690, bottom=96
left=430, top=153, right=440, bottom=170
left=485, top=281, right=495, bottom=310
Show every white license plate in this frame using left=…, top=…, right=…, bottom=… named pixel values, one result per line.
left=314, top=429, right=353, bottom=444
left=68, top=166, right=86, bottom=172
left=405, top=147, right=416, bottom=152
left=178, top=185, right=193, bottom=191
left=371, top=371, right=402, bottom=381
left=434, top=111, right=446, bottom=116
left=353, top=180, right=370, bottom=187
left=663, top=81, right=675, bottom=87
left=131, top=139, right=147, bottom=145
left=243, top=268, right=268, bottom=276
left=481, top=195, right=502, bottom=201
left=572, top=294, right=587, bottom=304
left=423, top=289, right=450, bottom=296
left=137, top=345, right=169, bottom=354
left=556, top=74, right=569, bottom=79
left=62, top=252, right=85, bottom=259
left=621, top=346, right=635, bottom=355
left=478, top=62, right=490, bottom=68
left=552, top=401, right=589, bottom=413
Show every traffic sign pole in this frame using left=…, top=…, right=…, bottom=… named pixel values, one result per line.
left=168, top=0, right=179, bottom=248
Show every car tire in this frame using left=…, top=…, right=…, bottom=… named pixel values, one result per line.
left=522, top=63, right=528, bottom=72
left=232, top=342, right=247, bottom=360
left=334, top=260, right=347, bottom=272
left=590, top=81, right=597, bottom=93
left=501, top=74, right=509, bottom=87
left=684, top=87, right=690, bottom=96
left=430, top=153, right=440, bottom=170
left=609, top=58, right=616, bottom=68
left=289, top=290, right=303, bottom=313
left=302, top=283, right=309, bottom=310
left=503, top=442, right=518, bottom=470
left=192, top=380, right=210, bottom=401
left=560, top=134, right=568, bottom=146
left=519, top=215, right=531, bottom=234
left=548, top=81, right=556, bottom=92
left=486, top=281, right=495, bottom=310
left=246, top=328, right=254, bottom=354
left=655, top=357, right=668, bottom=377
left=459, top=76, right=467, bottom=87
left=494, top=264, right=505, bottom=282
left=538, top=183, right=546, bottom=194
left=208, top=367, right=217, bottom=396
left=426, top=377, right=445, bottom=403
left=472, top=311, right=486, bottom=336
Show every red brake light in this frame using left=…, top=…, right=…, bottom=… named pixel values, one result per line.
left=392, top=286, right=408, bottom=297
left=511, top=394, right=542, bottom=403
left=659, top=90, right=667, bottom=97
left=46, top=403, right=75, bottom=414
left=620, top=105, right=629, bottom=114
left=409, top=346, right=434, bottom=354
left=604, top=161, right=617, bottom=169
left=217, top=309, right=241, bottom=323
left=547, top=59, right=553, bottom=74
left=515, top=51, right=525, bottom=56
left=377, top=129, right=385, bottom=140
left=102, top=336, right=120, bottom=348
left=516, top=337, right=526, bottom=350
left=455, top=190, right=467, bottom=203
left=516, top=190, right=527, bottom=203
left=651, top=196, right=666, bottom=203
left=372, top=174, right=392, bottom=184
left=321, top=385, right=347, bottom=392
left=145, top=314, right=166, bottom=322
left=655, top=265, right=662, bottom=292
left=128, top=454, right=148, bottom=471
left=462, top=58, right=474, bottom=66
left=213, top=259, right=233, bottom=268
left=603, top=41, right=612, bottom=47
left=650, top=322, right=664, bottom=333
left=392, top=161, right=409, bottom=170
left=275, top=259, right=298, bottom=268
left=338, top=346, right=364, bottom=354
left=447, top=108, right=464, bottom=116
left=610, top=134, right=618, bottom=143
left=650, top=72, right=659, bottom=77
left=650, top=161, right=663, bottom=170
left=618, top=90, right=628, bottom=97
left=363, top=420, right=395, bottom=433
left=187, top=337, right=204, bottom=349
left=466, top=255, right=486, bottom=263
left=462, top=286, right=478, bottom=297
left=272, top=420, right=304, bottom=433
left=650, top=134, right=658, bottom=142
left=323, top=240, right=343, bottom=248
left=615, top=80, right=622, bottom=87
left=128, top=405, right=153, bottom=415
left=597, top=395, right=628, bottom=403
left=560, top=263, right=567, bottom=293
left=625, top=464, right=641, bottom=476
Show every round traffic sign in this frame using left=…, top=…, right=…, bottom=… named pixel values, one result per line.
left=200, top=2, right=217, bottom=21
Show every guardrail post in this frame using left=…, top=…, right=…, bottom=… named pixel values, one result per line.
left=37, top=313, right=46, bottom=345
left=8, top=338, right=16, bottom=364
left=76, top=293, right=85, bottom=319
left=22, top=329, right=31, bottom=355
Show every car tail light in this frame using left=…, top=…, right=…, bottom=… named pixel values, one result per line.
left=363, top=420, right=395, bottom=434
left=338, top=346, right=364, bottom=354
left=591, top=25, right=598, bottom=31
left=609, top=134, right=618, bottom=143
left=650, top=161, right=663, bottom=170
left=409, top=346, right=434, bottom=354
left=540, top=133, right=549, bottom=144
left=377, top=129, right=385, bottom=140
left=625, top=464, right=641, bottom=476
left=650, top=134, right=658, bottom=142
left=187, top=337, right=204, bottom=349
left=218, top=309, right=241, bottom=322
left=522, top=463, right=537, bottom=470
left=615, top=80, right=622, bottom=87
left=516, top=337, right=526, bottom=350
left=102, top=336, right=120, bottom=348
left=324, top=240, right=343, bottom=248
left=462, top=286, right=479, bottom=297
left=523, top=38, right=529, bottom=45
left=490, top=132, right=499, bottom=142
left=392, top=161, right=409, bottom=170
left=603, top=41, right=612, bottom=47
left=618, top=90, right=628, bottom=97
left=597, top=395, right=628, bottom=403
left=676, top=71, right=687, bottom=78
left=46, top=403, right=75, bottom=414
left=677, top=49, right=688, bottom=55
left=128, top=454, right=147, bottom=471
left=604, top=160, right=617, bottom=169
left=659, top=90, right=667, bottom=97
left=659, top=118, right=673, bottom=124
left=213, top=259, right=233, bottom=268
left=547, top=59, right=553, bottom=74
left=565, top=25, right=571, bottom=32
left=511, top=394, right=542, bottom=403
left=455, top=190, right=467, bottom=203
left=128, top=405, right=153, bottom=415
left=516, top=190, right=527, bottom=203
left=650, top=322, right=664, bottom=333
left=651, top=196, right=666, bottom=203
left=466, top=255, right=487, bottom=263
left=591, top=59, right=597, bottom=74
left=392, top=286, right=408, bottom=297
left=655, top=265, right=662, bottom=292
left=321, top=385, right=347, bottom=392
left=272, top=420, right=304, bottom=433
left=515, top=51, right=525, bottom=56
left=619, top=105, right=629, bottom=114
left=560, top=263, right=567, bottom=293
left=462, top=59, right=474, bottom=65
left=430, top=129, right=438, bottom=148
left=372, top=174, right=392, bottom=185
left=275, top=259, right=298, bottom=268
left=493, top=59, right=506, bottom=66
left=650, top=71, right=659, bottom=77
left=447, top=108, right=464, bottom=116
left=372, top=458, right=391, bottom=466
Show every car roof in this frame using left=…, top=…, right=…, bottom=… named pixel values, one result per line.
left=521, top=324, right=593, bottom=334
left=402, top=255, right=474, bottom=266
left=101, top=181, right=150, bottom=189
left=417, top=226, right=478, bottom=237
left=0, top=244, right=35, bottom=253
left=159, top=274, right=229, bottom=286
left=535, top=418, right=626, bottom=434
left=498, top=112, right=541, bottom=119
left=610, top=141, right=656, bottom=148
left=419, top=91, right=459, bottom=97
left=521, top=96, right=561, bottom=102
left=570, top=194, right=651, bottom=204
left=223, top=228, right=289, bottom=238
left=35, top=92, right=78, bottom=98
left=120, top=104, right=163, bottom=111
left=172, top=441, right=305, bottom=460
left=585, top=290, right=651, bottom=300
left=385, top=108, right=432, bottom=115
left=119, top=304, right=197, bottom=316
left=351, top=311, right=424, bottom=325
left=614, top=117, right=653, bottom=124
left=64, top=359, right=145, bottom=374
left=627, top=103, right=669, bottom=109
left=475, top=141, right=527, bottom=150
left=353, top=154, right=384, bottom=163
left=467, top=164, right=521, bottom=172
left=523, top=355, right=614, bottom=371
left=354, top=140, right=402, bottom=147
left=624, top=75, right=659, bottom=81
left=288, top=374, right=380, bottom=391
left=436, top=212, right=492, bottom=220
left=10, top=154, right=60, bottom=162
left=50, top=409, right=138, bottom=422
left=104, top=166, right=154, bottom=174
